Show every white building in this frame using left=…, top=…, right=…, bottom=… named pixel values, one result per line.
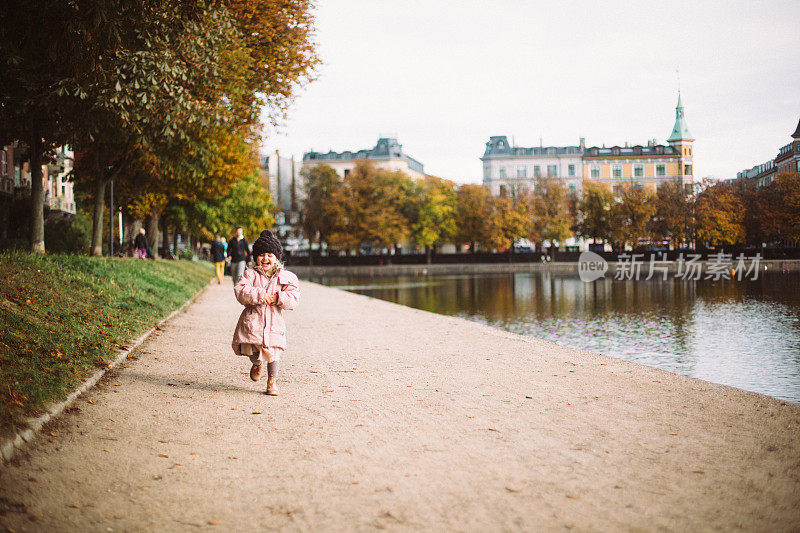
left=480, top=136, right=585, bottom=196
left=301, top=137, right=425, bottom=180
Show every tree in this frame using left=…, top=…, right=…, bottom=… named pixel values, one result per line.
left=695, top=179, right=745, bottom=246
left=576, top=181, right=614, bottom=245
left=609, top=185, right=656, bottom=249
left=529, top=177, right=573, bottom=249
left=650, top=181, right=694, bottom=248
left=412, top=176, right=458, bottom=263
left=300, top=164, right=342, bottom=253
left=773, top=172, right=800, bottom=243
left=484, top=193, right=531, bottom=253
left=455, top=184, right=493, bottom=252
left=325, top=162, right=412, bottom=253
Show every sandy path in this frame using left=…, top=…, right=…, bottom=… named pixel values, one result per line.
left=1, top=280, right=799, bottom=532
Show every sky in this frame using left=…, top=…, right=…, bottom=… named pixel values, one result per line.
left=261, top=0, right=800, bottom=184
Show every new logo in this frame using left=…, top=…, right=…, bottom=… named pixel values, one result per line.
left=578, top=251, right=608, bottom=282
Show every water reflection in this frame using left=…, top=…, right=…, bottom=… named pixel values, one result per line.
left=310, top=272, right=800, bottom=402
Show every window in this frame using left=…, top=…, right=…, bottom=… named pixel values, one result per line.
left=634, top=164, right=644, bottom=177
left=689, top=147, right=692, bottom=156
left=569, top=183, right=576, bottom=193
left=533, top=165, right=541, bottom=178
left=499, top=184, right=507, bottom=196
left=612, top=165, right=622, bottom=178
left=590, top=165, right=600, bottom=178
left=547, top=165, right=557, bottom=176
left=568, top=164, right=575, bottom=176
left=684, top=164, right=692, bottom=176
left=1, top=150, right=5, bottom=177
left=484, top=166, right=491, bottom=179
left=499, top=167, right=506, bottom=178
left=517, top=166, right=527, bottom=178
left=656, top=164, right=666, bottom=177
left=613, top=185, right=622, bottom=196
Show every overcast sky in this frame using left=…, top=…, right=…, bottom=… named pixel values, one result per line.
left=261, top=0, right=800, bottom=184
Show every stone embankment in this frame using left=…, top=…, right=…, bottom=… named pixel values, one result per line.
left=1, top=280, right=798, bottom=531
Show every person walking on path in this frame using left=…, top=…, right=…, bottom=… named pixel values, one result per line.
left=134, top=228, right=149, bottom=259
left=227, top=227, right=251, bottom=285
left=231, top=230, right=300, bottom=396
left=210, top=235, right=227, bottom=284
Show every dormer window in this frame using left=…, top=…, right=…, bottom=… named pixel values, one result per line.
left=612, top=147, right=620, bottom=156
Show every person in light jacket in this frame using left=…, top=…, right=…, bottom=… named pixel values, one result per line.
left=231, top=230, right=300, bottom=396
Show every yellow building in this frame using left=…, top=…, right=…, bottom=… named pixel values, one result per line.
left=582, top=93, right=694, bottom=194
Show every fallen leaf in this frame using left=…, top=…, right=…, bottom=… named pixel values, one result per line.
left=69, top=503, right=82, bottom=509
left=103, top=449, right=110, bottom=453
left=208, top=520, right=221, bottom=526
left=251, top=411, right=262, bottom=415
left=228, top=456, right=239, bottom=460
left=505, top=487, right=520, bottom=493
left=88, top=399, right=95, bottom=404
left=49, top=432, right=58, bottom=437
left=692, top=470, right=705, bottom=474
left=28, top=477, right=37, bottom=483
left=158, top=453, right=169, bottom=458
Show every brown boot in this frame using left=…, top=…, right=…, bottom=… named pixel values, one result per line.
left=249, top=363, right=263, bottom=381
left=266, top=375, right=278, bottom=396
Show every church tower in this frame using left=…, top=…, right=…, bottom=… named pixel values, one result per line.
left=667, top=92, right=694, bottom=186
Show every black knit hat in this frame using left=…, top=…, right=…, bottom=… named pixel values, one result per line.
left=252, top=229, right=282, bottom=259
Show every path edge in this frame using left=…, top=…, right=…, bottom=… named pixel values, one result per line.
left=1, top=279, right=214, bottom=464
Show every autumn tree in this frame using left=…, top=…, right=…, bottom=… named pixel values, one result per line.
left=411, top=176, right=458, bottom=263
left=455, top=184, right=493, bottom=252
left=325, top=162, right=412, bottom=254
left=576, top=181, right=615, bottom=245
left=300, top=164, right=342, bottom=255
left=484, top=193, right=531, bottom=254
left=650, top=181, right=694, bottom=248
left=609, top=185, right=656, bottom=249
left=528, top=177, right=573, bottom=249
left=695, top=179, right=745, bottom=246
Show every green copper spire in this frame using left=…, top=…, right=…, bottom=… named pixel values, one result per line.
left=667, top=91, right=694, bottom=142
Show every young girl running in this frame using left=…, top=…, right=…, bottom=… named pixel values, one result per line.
left=231, top=230, right=300, bottom=395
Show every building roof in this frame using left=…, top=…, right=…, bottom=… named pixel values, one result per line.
left=583, top=144, right=678, bottom=157
left=302, top=137, right=424, bottom=174
left=667, top=92, right=694, bottom=142
left=482, top=136, right=583, bottom=158
left=791, top=117, right=800, bottom=139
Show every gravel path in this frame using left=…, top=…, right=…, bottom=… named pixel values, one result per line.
left=1, top=279, right=799, bottom=531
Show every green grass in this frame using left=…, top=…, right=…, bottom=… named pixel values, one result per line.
left=0, top=252, right=213, bottom=433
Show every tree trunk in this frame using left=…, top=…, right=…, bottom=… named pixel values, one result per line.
left=425, top=245, right=432, bottom=265
left=90, top=177, right=106, bottom=256
left=161, top=219, right=171, bottom=259
left=171, top=227, right=179, bottom=259
left=308, top=238, right=314, bottom=266
left=29, top=134, right=45, bottom=253
left=146, top=213, right=159, bottom=259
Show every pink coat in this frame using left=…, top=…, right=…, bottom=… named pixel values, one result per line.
left=231, top=266, right=300, bottom=355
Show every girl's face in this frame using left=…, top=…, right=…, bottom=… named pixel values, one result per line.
left=256, top=253, right=278, bottom=270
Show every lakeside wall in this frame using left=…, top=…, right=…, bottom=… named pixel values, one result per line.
left=292, top=258, right=800, bottom=278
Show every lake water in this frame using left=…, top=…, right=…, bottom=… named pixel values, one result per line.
left=309, top=271, right=800, bottom=403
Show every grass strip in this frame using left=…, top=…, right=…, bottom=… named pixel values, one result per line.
left=0, top=251, right=212, bottom=433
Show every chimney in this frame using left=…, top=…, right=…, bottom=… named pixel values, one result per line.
left=579, top=137, right=585, bottom=150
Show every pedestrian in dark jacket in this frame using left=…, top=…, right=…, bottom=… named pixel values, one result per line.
left=134, top=228, right=149, bottom=259
left=210, top=235, right=227, bottom=284
left=227, top=227, right=251, bottom=285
